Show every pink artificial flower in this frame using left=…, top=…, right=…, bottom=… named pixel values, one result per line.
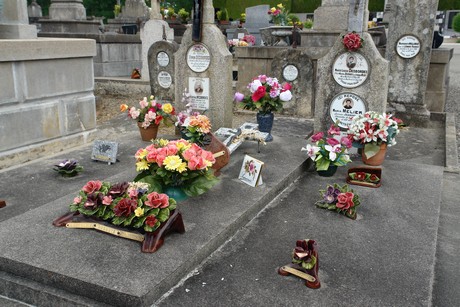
left=311, top=132, right=324, bottom=142
left=328, top=124, right=341, bottom=136
left=258, top=75, right=267, bottom=83
left=73, top=196, right=82, bottom=204
left=234, top=92, right=244, bottom=102
left=326, top=138, right=340, bottom=146
left=139, top=97, right=149, bottom=109
left=128, top=189, right=138, bottom=198
left=145, top=192, right=169, bottom=209
left=282, top=82, right=292, bottom=91
left=82, top=180, right=102, bottom=194
left=102, top=195, right=113, bottom=205
left=340, top=136, right=352, bottom=149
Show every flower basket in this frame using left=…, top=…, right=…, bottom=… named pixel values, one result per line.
left=347, top=167, right=382, bottom=188
left=53, top=181, right=184, bottom=253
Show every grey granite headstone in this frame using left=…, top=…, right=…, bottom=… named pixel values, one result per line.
left=313, top=0, right=350, bottom=31
left=0, top=0, right=37, bottom=39
left=49, top=0, right=86, bottom=20
left=239, top=5, right=270, bottom=45
left=384, top=0, right=437, bottom=125
left=119, top=0, right=149, bottom=19
left=175, top=0, right=233, bottom=129
left=148, top=39, right=179, bottom=103
left=314, top=32, right=389, bottom=132
left=271, top=49, right=314, bottom=117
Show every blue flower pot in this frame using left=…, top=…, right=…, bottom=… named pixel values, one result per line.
left=163, top=186, right=189, bottom=202
left=257, top=112, right=274, bottom=142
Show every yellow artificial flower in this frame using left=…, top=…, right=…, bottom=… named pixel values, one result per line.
left=159, top=139, right=169, bottom=146
left=136, top=160, right=150, bottom=172
left=164, top=155, right=184, bottom=171
left=135, top=149, right=148, bottom=159
left=270, top=7, right=276, bottom=12
left=277, top=3, right=284, bottom=9
left=176, top=162, right=187, bottom=173
left=149, top=95, right=154, bottom=100
left=134, top=207, right=144, bottom=217
left=176, top=141, right=190, bottom=151
left=162, top=103, right=173, bottom=114
left=120, top=104, right=128, bottom=112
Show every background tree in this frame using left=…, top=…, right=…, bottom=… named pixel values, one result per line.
left=453, top=13, right=460, bottom=33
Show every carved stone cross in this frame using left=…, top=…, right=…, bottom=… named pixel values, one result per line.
left=348, top=0, right=369, bottom=33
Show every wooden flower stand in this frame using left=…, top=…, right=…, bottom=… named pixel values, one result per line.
left=278, top=241, right=321, bottom=289
left=53, top=210, right=185, bottom=253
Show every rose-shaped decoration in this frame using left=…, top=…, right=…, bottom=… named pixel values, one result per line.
left=82, top=180, right=102, bottom=194
left=343, top=32, right=363, bottom=51
left=113, top=198, right=137, bottom=217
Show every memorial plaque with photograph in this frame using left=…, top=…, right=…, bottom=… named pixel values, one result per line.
left=329, top=93, right=366, bottom=128
left=332, top=52, right=369, bottom=88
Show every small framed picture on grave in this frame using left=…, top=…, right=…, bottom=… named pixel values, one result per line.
left=91, top=140, right=119, bottom=164
left=329, top=93, right=366, bottom=129
left=396, top=35, right=421, bottom=59
left=238, top=155, right=264, bottom=187
left=332, top=52, right=369, bottom=88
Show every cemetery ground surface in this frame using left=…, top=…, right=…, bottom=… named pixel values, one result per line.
left=0, top=45, right=459, bottom=307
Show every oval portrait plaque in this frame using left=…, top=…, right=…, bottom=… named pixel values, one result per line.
left=186, top=44, right=211, bottom=73
left=332, top=52, right=369, bottom=88
left=329, top=92, right=366, bottom=128
left=396, top=35, right=421, bottom=59
left=282, top=64, right=299, bottom=82
left=158, top=71, right=172, bottom=88
left=157, top=52, right=170, bottom=67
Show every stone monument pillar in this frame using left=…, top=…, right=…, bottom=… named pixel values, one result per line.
left=313, top=0, right=350, bottom=31
left=385, top=0, right=438, bottom=125
left=49, top=0, right=86, bottom=20
left=0, top=0, right=37, bottom=39
left=140, top=0, right=174, bottom=81
left=174, top=0, right=233, bottom=128
left=313, top=0, right=388, bottom=132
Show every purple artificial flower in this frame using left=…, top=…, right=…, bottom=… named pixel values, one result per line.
left=234, top=92, right=244, bottom=102
left=323, top=186, right=340, bottom=203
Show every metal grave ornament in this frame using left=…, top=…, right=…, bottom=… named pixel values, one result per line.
left=91, top=140, right=118, bottom=164
left=332, top=52, right=369, bottom=88
left=396, top=35, right=421, bottom=59
left=329, top=93, right=366, bottom=128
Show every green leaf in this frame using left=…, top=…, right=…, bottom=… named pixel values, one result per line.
left=315, top=157, right=330, bottom=171
left=183, top=174, right=219, bottom=197
left=123, top=214, right=136, bottom=227
left=168, top=198, right=177, bottom=211
left=364, top=143, right=380, bottom=159
left=327, top=204, right=337, bottom=210
left=77, top=207, right=99, bottom=216
left=133, top=216, right=148, bottom=228
left=157, top=208, right=170, bottom=222
left=111, top=216, right=127, bottom=226
left=301, top=255, right=316, bottom=270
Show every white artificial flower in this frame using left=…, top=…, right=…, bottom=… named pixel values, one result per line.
left=279, top=90, right=292, bottom=102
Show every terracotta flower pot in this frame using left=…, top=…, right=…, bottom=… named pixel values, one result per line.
left=362, top=143, right=387, bottom=166
left=137, top=122, right=159, bottom=141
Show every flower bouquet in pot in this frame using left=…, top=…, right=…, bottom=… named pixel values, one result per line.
left=120, top=95, right=176, bottom=141
left=133, top=138, right=219, bottom=201
left=301, top=124, right=352, bottom=176
left=347, top=111, right=403, bottom=165
left=234, top=74, right=293, bottom=142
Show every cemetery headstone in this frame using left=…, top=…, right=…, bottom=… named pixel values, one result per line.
left=384, top=0, right=437, bottom=125
left=174, top=0, right=233, bottom=129
left=48, top=0, right=86, bottom=20
left=313, top=0, right=388, bottom=132
left=313, top=0, right=351, bottom=31
left=271, top=49, right=314, bottom=117
left=141, top=0, right=174, bottom=81
left=0, top=0, right=37, bottom=39
left=148, top=37, right=179, bottom=103
left=233, top=5, right=270, bottom=45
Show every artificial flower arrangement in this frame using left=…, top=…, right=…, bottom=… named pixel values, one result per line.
left=268, top=3, right=288, bottom=26
left=175, top=90, right=212, bottom=147
left=53, top=159, right=83, bottom=177
left=120, top=95, right=176, bottom=129
left=315, top=184, right=361, bottom=219
left=228, top=35, right=256, bottom=52
left=301, top=124, right=352, bottom=171
left=133, top=138, right=219, bottom=197
left=347, top=111, right=402, bottom=159
left=342, top=31, right=364, bottom=51
left=348, top=171, right=380, bottom=184
left=292, top=239, right=317, bottom=270
left=69, top=181, right=177, bottom=233
left=234, top=75, right=293, bottom=115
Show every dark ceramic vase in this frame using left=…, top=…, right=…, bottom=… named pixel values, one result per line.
left=316, top=165, right=338, bottom=177
left=163, top=186, right=189, bottom=202
left=256, top=112, right=274, bottom=142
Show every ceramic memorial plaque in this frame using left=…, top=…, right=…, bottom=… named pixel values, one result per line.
left=396, top=35, right=421, bottom=59
left=282, top=64, right=299, bottom=82
left=91, top=140, right=119, bottom=164
left=332, top=52, right=369, bottom=88
left=186, top=43, right=211, bottom=73
left=329, top=92, right=366, bottom=128
left=189, top=77, right=210, bottom=110
left=157, top=51, right=170, bottom=67
left=158, top=71, right=172, bottom=88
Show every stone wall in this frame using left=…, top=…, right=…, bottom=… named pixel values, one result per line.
left=0, top=38, right=97, bottom=167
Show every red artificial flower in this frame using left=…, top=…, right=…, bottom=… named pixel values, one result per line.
left=355, top=172, right=366, bottom=181
left=145, top=215, right=158, bottom=228
left=343, top=32, right=362, bottom=51
left=113, top=198, right=137, bottom=217
left=252, top=86, right=267, bottom=102
left=311, top=132, right=324, bottom=142
left=326, top=137, right=339, bottom=146
left=282, top=82, right=292, bottom=91
left=82, top=180, right=102, bottom=194
left=370, top=174, right=379, bottom=182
